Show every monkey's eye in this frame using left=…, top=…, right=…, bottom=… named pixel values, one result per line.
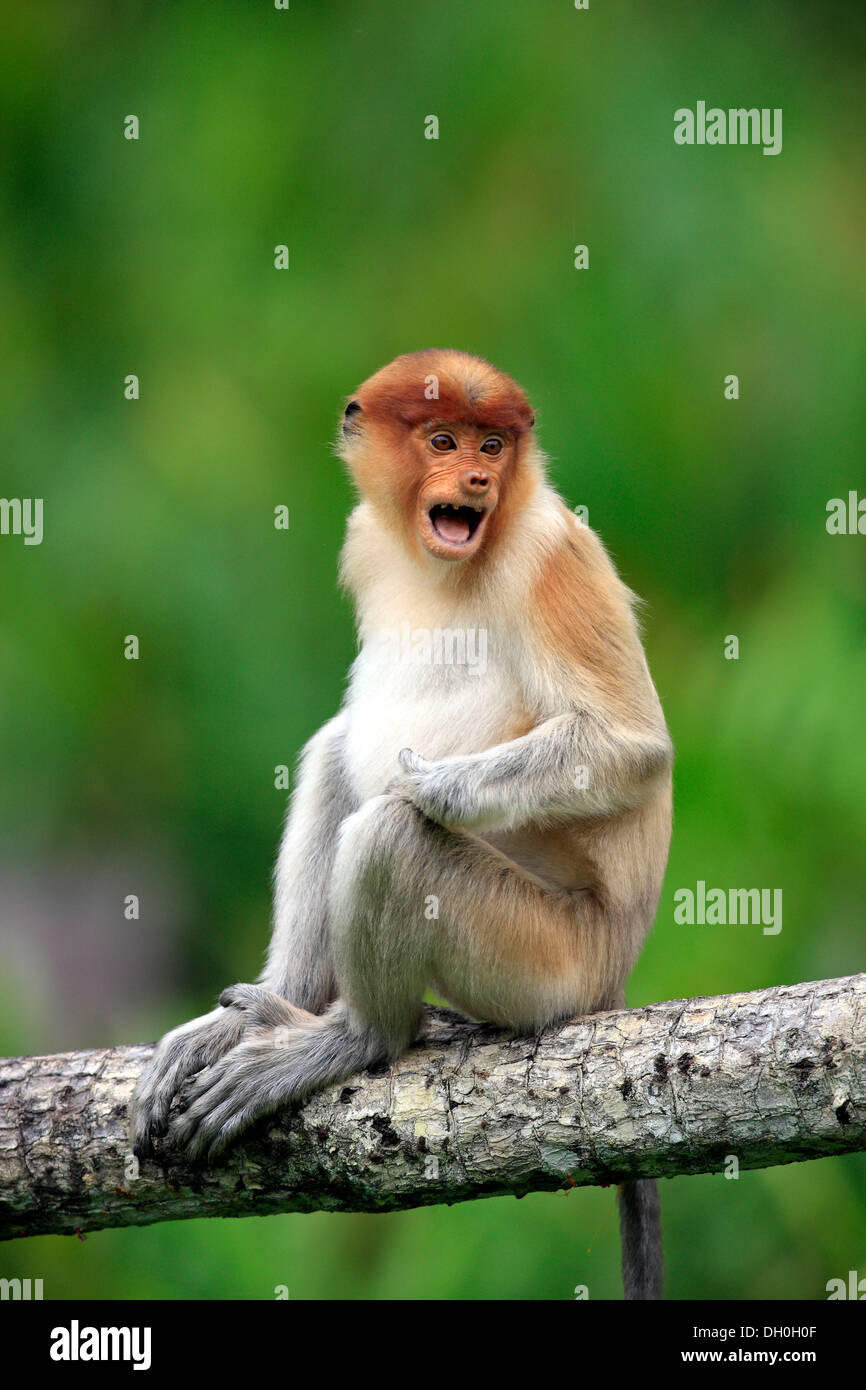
left=480, top=437, right=503, bottom=456
left=430, top=433, right=456, bottom=452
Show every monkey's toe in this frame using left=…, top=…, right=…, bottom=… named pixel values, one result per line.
left=169, top=1090, right=244, bottom=1161
left=130, top=1076, right=176, bottom=1158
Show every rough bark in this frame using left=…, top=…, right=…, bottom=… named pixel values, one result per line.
left=0, top=974, right=864, bottom=1241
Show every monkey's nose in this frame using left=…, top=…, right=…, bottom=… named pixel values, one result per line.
left=461, top=469, right=490, bottom=494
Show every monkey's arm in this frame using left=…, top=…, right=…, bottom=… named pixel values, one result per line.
left=261, top=710, right=356, bottom=1011
left=393, top=712, right=672, bottom=833
left=131, top=712, right=353, bottom=1155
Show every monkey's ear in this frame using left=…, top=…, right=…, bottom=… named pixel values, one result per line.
left=529, top=411, right=535, bottom=428
left=342, top=399, right=363, bottom=436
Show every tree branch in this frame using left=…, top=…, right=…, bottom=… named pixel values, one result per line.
left=1, top=973, right=864, bottom=1241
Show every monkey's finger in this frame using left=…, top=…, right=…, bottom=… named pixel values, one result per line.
left=132, top=1130, right=155, bottom=1161
left=131, top=1060, right=188, bottom=1152
left=131, top=1087, right=175, bottom=1149
left=170, top=1080, right=251, bottom=1159
left=168, top=1095, right=221, bottom=1156
left=219, top=983, right=317, bottom=1030
left=398, top=747, right=427, bottom=774
left=219, top=984, right=261, bottom=1012
left=205, top=1110, right=256, bottom=1163
left=173, top=1039, right=258, bottom=1117
left=174, top=1063, right=224, bottom=1112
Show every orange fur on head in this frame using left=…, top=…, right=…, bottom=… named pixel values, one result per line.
left=346, top=349, right=535, bottom=436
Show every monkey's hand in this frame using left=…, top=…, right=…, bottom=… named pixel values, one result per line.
left=167, top=991, right=332, bottom=1161
left=166, top=1034, right=288, bottom=1161
left=391, top=716, right=673, bottom=833
left=387, top=747, right=492, bottom=830
left=130, top=985, right=309, bottom=1158
left=130, top=1004, right=248, bottom=1158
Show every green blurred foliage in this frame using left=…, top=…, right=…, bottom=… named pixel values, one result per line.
left=0, top=0, right=864, bottom=1299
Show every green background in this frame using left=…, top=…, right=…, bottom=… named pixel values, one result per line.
left=1, top=0, right=864, bottom=1299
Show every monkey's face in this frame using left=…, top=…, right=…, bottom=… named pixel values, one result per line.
left=339, top=350, right=538, bottom=565
left=412, top=423, right=511, bottom=562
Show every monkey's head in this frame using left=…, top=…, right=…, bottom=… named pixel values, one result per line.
left=339, top=350, right=538, bottom=564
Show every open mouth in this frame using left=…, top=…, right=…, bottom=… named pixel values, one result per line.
left=428, top=503, right=486, bottom=547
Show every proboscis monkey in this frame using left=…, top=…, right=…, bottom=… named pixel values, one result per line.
left=132, top=349, right=673, bottom=1299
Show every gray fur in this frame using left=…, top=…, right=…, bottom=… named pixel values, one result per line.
left=130, top=1005, right=247, bottom=1156
left=393, top=712, right=672, bottom=831
left=618, top=1179, right=663, bottom=1300
left=170, top=1001, right=383, bottom=1161
left=130, top=509, right=670, bottom=1295
left=131, top=714, right=668, bottom=1296
left=131, top=716, right=355, bottom=1157
left=263, top=713, right=357, bottom=1010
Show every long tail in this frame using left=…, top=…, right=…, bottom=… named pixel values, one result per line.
left=617, top=1179, right=663, bottom=1299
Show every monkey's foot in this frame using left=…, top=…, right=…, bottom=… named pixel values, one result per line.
left=218, top=983, right=318, bottom=1030
left=130, top=1004, right=247, bottom=1158
left=167, top=1036, right=291, bottom=1162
